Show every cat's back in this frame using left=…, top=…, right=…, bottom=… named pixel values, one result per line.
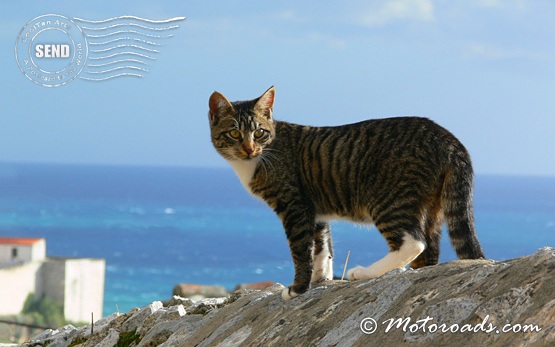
left=274, top=116, right=463, bottom=162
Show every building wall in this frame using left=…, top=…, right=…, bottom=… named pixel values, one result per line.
left=31, top=239, right=46, bottom=262
left=0, top=261, right=43, bottom=315
left=41, top=258, right=66, bottom=304
left=62, top=258, right=105, bottom=323
left=0, top=244, right=15, bottom=263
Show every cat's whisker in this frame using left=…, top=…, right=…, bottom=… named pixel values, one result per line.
left=260, top=151, right=277, bottom=174
left=258, top=153, right=274, bottom=177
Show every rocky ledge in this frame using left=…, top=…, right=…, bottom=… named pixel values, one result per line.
left=17, top=247, right=555, bottom=347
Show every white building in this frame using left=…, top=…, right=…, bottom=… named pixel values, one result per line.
left=0, top=237, right=45, bottom=264
left=0, top=237, right=105, bottom=323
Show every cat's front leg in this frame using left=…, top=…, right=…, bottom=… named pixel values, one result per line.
left=280, top=209, right=316, bottom=300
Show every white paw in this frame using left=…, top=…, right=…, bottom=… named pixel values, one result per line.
left=347, top=265, right=378, bottom=281
left=281, top=287, right=300, bottom=300
left=348, top=265, right=407, bottom=281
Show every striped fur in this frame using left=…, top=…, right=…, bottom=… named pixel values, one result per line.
left=208, top=87, right=485, bottom=299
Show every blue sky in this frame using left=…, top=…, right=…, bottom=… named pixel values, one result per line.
left=1, top=0, right=555, bottom=176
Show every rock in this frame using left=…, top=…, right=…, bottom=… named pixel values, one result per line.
left=95, top=328, right=119, bottom=347
left=83, top=312, right=120, bottom=337
left=136, top=305, right=186, bottom=336
left=122, top=301, right=163, bottom=333
left=22, top=247, right=555, bottom=347
left=143, top=315, right=205, bottom=347
left=163, top=295, right=193, bottom=308
left=21, top=325, right=77, bottom=347
left=187, top=297, right=229, bottom=315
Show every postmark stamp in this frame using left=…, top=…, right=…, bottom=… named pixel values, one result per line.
left=15, top=14, right=88, bottom=87
left=15, top=14, right=185, bottom=87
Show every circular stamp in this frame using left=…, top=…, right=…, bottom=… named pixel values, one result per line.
left=15, top=14, right=88, bottom=87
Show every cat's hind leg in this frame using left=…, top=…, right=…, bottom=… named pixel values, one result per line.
left=347, top=233, right=425, bottom=281
left=411, top=209, right=442, bottom=269
left=311, top=222, right=334, bottom=283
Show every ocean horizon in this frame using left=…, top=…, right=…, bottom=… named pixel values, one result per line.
left=0, top=162, right=554, bottom=316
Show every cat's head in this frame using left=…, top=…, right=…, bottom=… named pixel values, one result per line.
left=208, top=86, right=276, bottom=161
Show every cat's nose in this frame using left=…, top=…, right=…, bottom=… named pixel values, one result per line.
left=244, top=147, right=254, bottom=155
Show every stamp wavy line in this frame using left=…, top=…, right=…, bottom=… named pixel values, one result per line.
left=88, top=38, right=161, bottom=46
left=77, top=16, right=184, bottom=82
left=79, top=23, right=180, bottom=31
left=74, top=16, right=185, bottom=24
left=90, top=44, right=160, bottom=54
left=80, top=73, right=143, bottom=81
left=85, top=66, right=149, bottom=74
left=85, top=30, right=175, bottom=39
left=87, top=59, right=148, bottom=67
left=87, top=52, right=157, bottom=61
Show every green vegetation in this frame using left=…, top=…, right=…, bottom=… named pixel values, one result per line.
left=68, top=335, right=88, bottom=347
left=117, top=330, right=141, bottom=347
left=21, top=293, right=65, bottom=329
left=0, top=294, right=90, bottom=343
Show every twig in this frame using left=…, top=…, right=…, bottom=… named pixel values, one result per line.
left=341, top=251, right=351, bottom=281
left=0, top=318, right=53, bottom=330
left=91, top=312, right=94, bottom=335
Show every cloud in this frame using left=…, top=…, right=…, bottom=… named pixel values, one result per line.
left=358, top=0, right=435, bottom=27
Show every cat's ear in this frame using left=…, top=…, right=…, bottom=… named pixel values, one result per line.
left=208, top=91, right=233, bottom=125
left=255, top=86, right=275, bottom=119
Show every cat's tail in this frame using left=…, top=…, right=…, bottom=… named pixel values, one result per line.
left=442, top=148, right=485, bottom=260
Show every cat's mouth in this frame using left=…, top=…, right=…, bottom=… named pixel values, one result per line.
left=240, top=153, right=258, bottom=160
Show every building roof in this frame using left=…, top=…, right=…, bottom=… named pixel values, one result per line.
left=0, top=237, right=44, bottom=246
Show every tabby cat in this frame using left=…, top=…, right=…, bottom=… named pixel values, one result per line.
left=208, top=86, right=485, bottom=300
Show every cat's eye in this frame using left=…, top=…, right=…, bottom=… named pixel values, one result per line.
left=253, top=128, right=266, bottom=139
left=228, top=129, right=242, bottom=140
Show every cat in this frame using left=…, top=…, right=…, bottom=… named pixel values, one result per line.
left=208, top=86, right=485, bottom=300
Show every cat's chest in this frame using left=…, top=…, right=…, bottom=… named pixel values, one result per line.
left=228, top=159, right=259, bottom=197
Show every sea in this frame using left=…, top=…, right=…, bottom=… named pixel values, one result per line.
left=0, top=162, right=554, bottom=316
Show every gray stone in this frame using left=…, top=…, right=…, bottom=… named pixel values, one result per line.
left=81, top=312, right=120, bottom=337
left=157, top=315, right=206, bottom=347
left=121, top=301, right=163, bottom=333
left=214, top=326, right=252, bottom=347
left=95, top=328, right=119, bottom=347
left=187, top=297, right=229, bottom=315
left=164, top=295, right=193, bottom=308
left=22, top=248, right=555, bottom=347
left=23, top=325, right=77, bottom=347
left=137, top=305, right=186, bottom=336
left=136, top=320, right=181, bottom=347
